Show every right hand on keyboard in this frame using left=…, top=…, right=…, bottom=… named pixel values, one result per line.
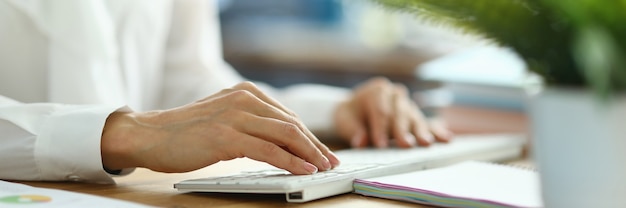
left=102, top=82, right=340, bottom=175
left=333, top=78, right=453, bottom=148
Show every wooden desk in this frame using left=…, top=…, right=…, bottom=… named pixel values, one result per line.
left=17, top=105, right=529, bottom=208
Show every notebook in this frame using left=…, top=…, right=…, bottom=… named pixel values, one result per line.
left=174, top=134, right=527, bottom=202
left=354, top=161, right=542, bottom=207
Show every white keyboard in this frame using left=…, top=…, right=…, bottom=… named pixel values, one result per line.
left=174, top=134, right=526, bottom=202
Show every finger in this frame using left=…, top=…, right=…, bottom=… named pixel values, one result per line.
left=204, top=88, right=333, bottom=170
left=364, top=81, right=393, bottom=148
left=216, top=82, right=303, bottom=127
left=308, top=136, right=341, bottom=169
left=351, top=129, right=368, bottom=148
left=412, top=124, right=434, bottom=147
left=299, top=125, right=340, bottom=169
left=229, top=82, right=336, bottom=167
left=400, top=96, right=435, bottom=146
left=390, top=84, right=415, bottom=148
left=231, top=82, right=296, bottom=117
left=429, top=118, right=454, bottom=143
left=210, top=90, right=296, bottom=127
left=230, top=132, right=319, bottom=175
left=239, top=113, right=332, bottom=171
left=409, top=103, right=436, bottom=147
left=334, top=103, right=369, bottom=148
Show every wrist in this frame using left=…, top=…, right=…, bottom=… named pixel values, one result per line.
left=101, top=111, right=139, bottom=171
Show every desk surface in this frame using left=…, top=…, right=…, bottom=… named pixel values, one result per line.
left=17, top=105, right=529, bottom=207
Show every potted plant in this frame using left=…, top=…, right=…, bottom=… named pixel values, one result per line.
left=373, top=0, right=626, bottom=207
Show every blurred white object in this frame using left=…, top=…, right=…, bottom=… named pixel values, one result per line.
left=416, top=46, right=540, bottom=111
left=529, top=88, right=626, bottom=208
left=419, top=46, right=529, bottom=87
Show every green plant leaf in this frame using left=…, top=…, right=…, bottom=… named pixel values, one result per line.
left=373, top=0, right=626, bottom=95
left=373, top=0, right=582, bottom=86
left=573, top=26, right=626, bottom=101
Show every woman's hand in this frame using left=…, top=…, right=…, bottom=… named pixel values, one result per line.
left=101, top=82, right=339, bottom=175
left=334, top=77, right=453, bottom=148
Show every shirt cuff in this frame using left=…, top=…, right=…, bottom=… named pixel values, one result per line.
left=36, top=104, right=126, bottom=184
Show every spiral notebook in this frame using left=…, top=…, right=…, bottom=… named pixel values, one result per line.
left=353, top=160, right=543, bottom=208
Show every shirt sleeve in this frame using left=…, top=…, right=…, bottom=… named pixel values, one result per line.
left=161, top=0, right=351, bottom=137
left=261, top=83, right=351, bottom=138
left=0, top=95, right=124, bottom=184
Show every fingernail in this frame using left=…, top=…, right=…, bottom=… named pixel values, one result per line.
left=327, top=151, right=341, bottom=167
left=376, top=135, right=388, bottom=148
left=303, top=162, right=318, bottom=174
left=443, top=130, right=455, bottom=142
left=422, top=133, right=435, bottom=143
left=321, top=156, right=331, bottom=171
left=404, top=133, right=416, bottom=146
left=351, top=133, right=362, bottom=148
left=350, top=136, right=359, bottom=148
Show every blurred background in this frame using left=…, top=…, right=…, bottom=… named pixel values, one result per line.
left=218, top=0, right=485, bottom=89
left=217, top=0, right=529, bottom=133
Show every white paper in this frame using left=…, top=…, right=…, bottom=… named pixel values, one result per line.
left=363, top=161, right=543, bottom=207
left=0, top=180, right=153, bottom=207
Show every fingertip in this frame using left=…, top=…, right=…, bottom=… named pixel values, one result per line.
left=376, top=138, right=389, bottom=148
left=424, top=133, right=435, bottom=143
left=416, top=132, right=435, bottom=147
left=321, top=155, right=331, bottom=171
left=416, top=139, right=429, bottom=147
left=303, top=162, right=318, bottom=174
left=403, top=133, right=417, bottom=147
left=429, top=119, right=454, bottom=143
left=435, top=129, right=454, bottom=143
left=350, top=132, right=368, bottom=148
left=374, top=135, right=389, bottom=148
left=327, top=151, right=341, bottom=168
left=350, top=134, right=362, bottom=148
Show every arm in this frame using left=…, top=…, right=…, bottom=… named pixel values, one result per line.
left=0, top=83, right=339, bottom=184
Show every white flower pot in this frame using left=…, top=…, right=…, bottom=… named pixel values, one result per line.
left=529, top=87, right=626, bottom=208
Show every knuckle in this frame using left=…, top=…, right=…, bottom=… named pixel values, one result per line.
left=284, top=115, right=300, bottom=126
left=281, top=122, right=301, bottom=137
left=370, top=76, right=388, bottom=83
left=370, top=77, right=391, bottom=86
left=369, top=103, right=391, bottom=117
left=228, top=90, right=255, bottom=102
left=235, top=81, right=258, bottom=90
left=394, top=83, right=408, bottom=94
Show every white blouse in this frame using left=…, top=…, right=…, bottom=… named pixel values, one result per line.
left=0, top=0, right=349, bottom=183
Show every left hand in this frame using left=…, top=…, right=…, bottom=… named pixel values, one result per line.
left=334, top=77, right=453, bottom=148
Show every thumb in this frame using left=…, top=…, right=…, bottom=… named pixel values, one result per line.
left=335, top=105, right=369, bottom=148
left=350, top=129, right=368, bottom=148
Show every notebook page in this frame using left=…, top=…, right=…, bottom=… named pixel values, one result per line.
left=356, top=161, right=542, bottom=207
